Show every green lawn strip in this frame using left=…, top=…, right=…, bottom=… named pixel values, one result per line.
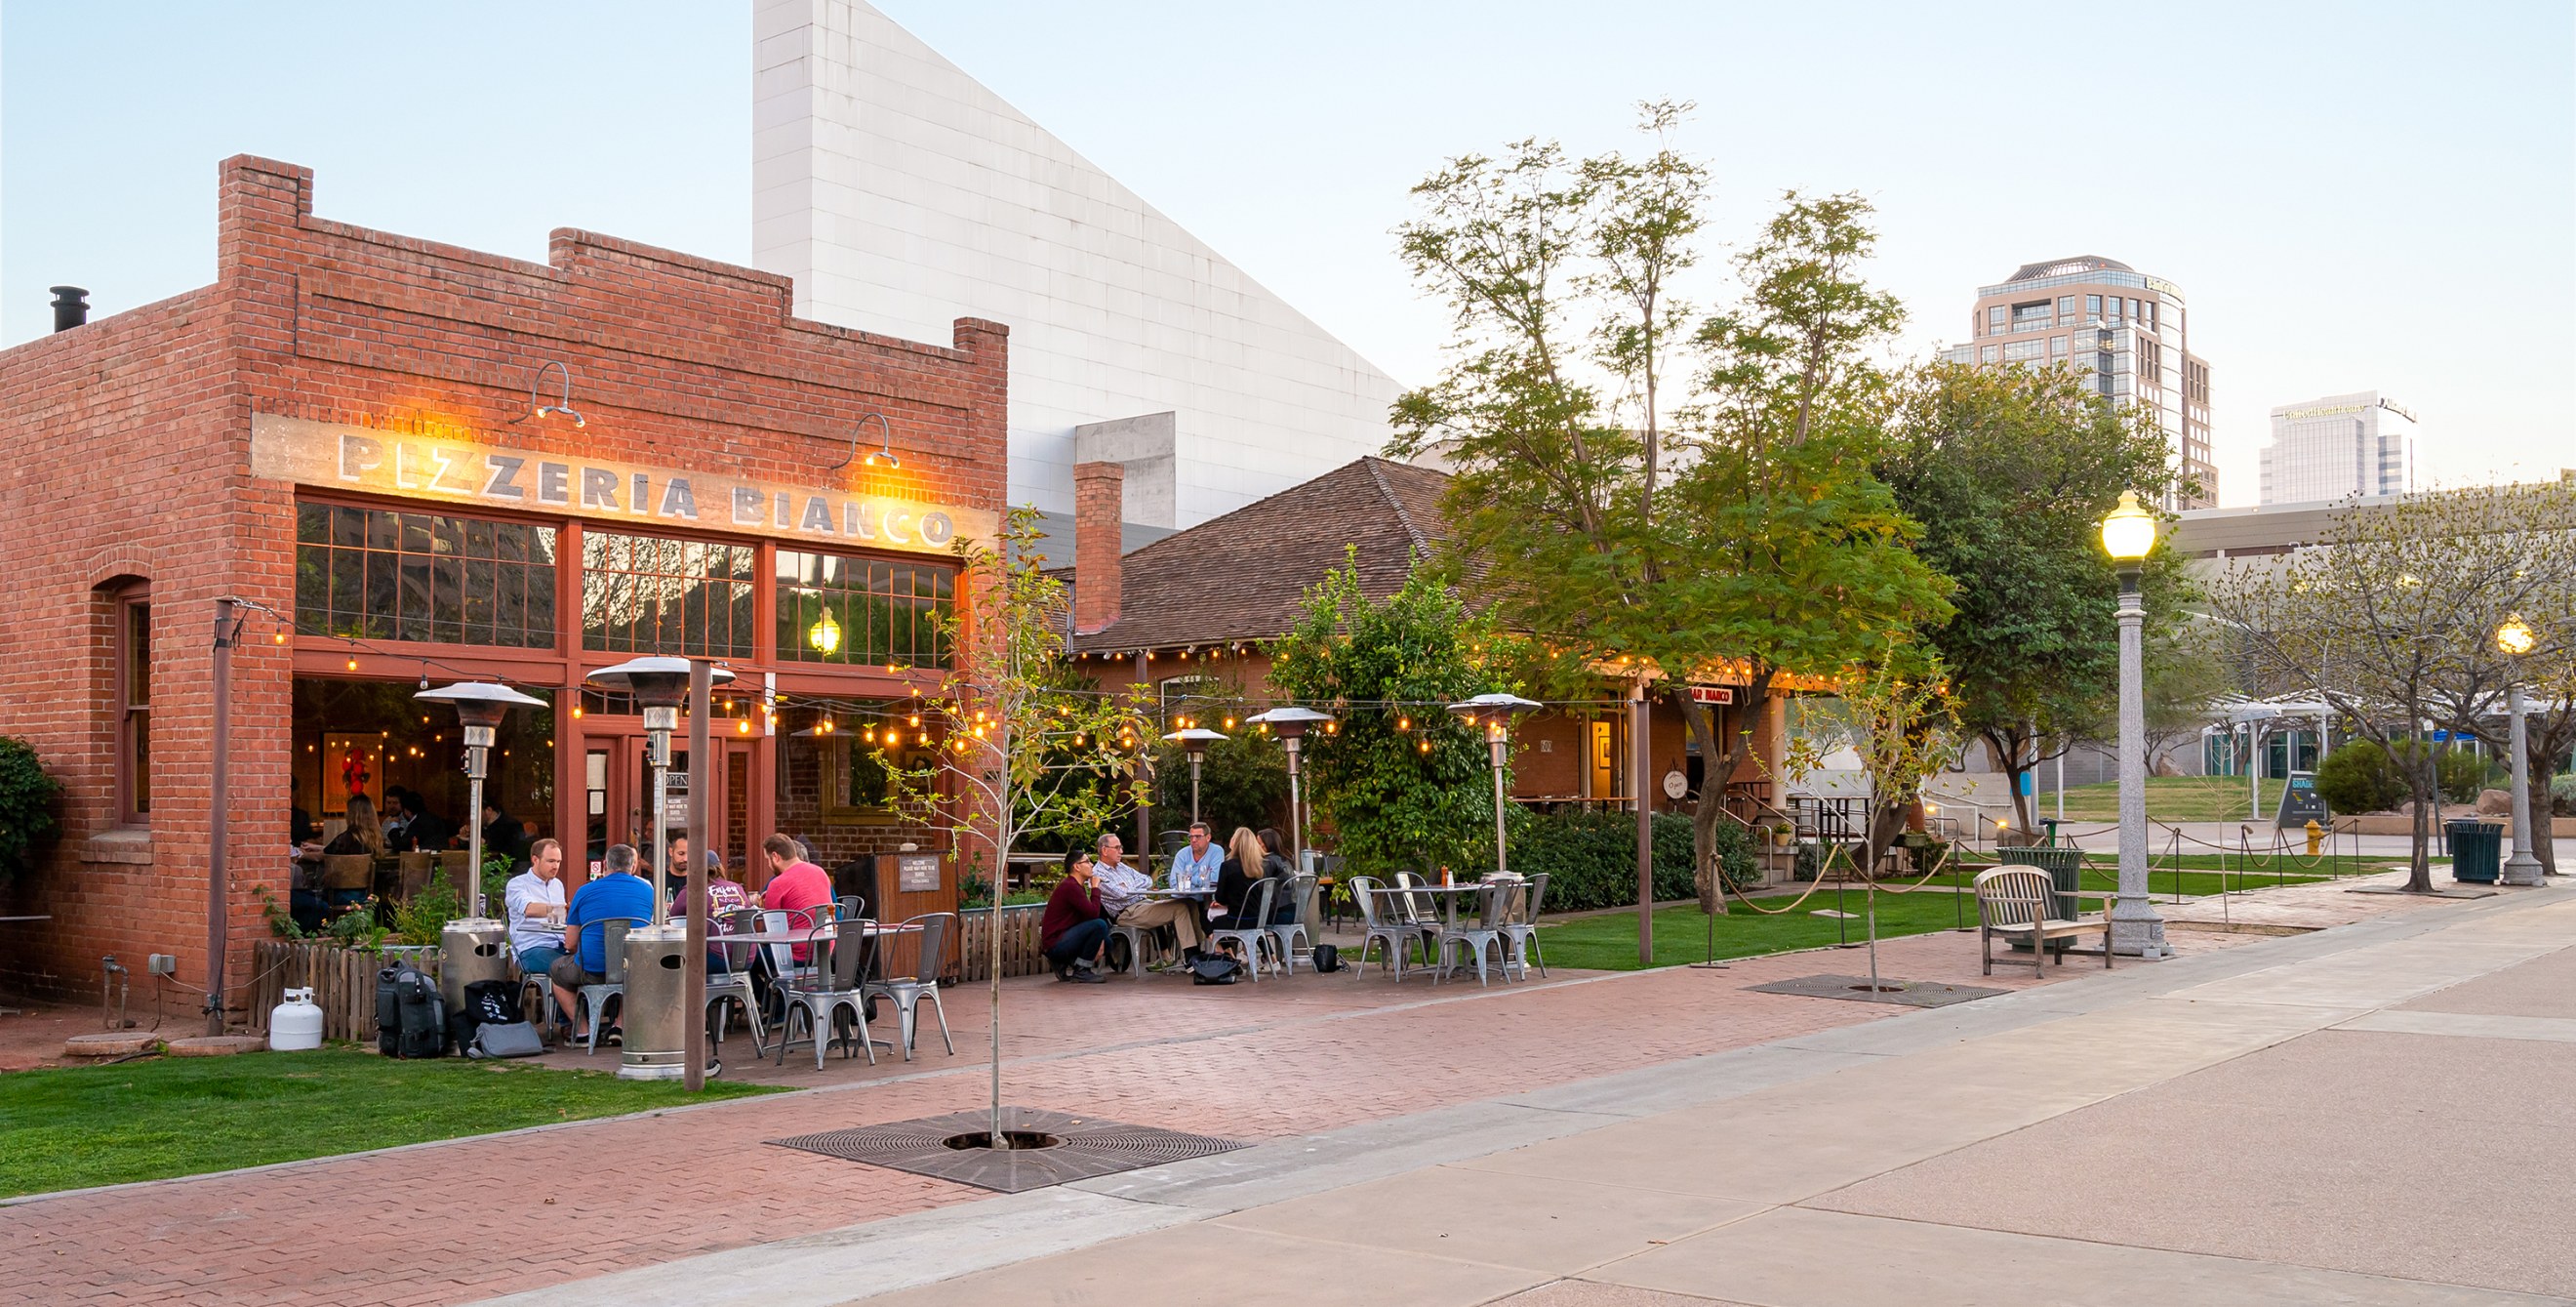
left=0, top=1047, right=781, bottom=1199
left=2044, top=775, right=2287, bottom=823
left=1534, top=891, right=1982, bottom=972
left=1914, top=867, right=2333, bottom=897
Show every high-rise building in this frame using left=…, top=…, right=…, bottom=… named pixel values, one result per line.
left=1939, top=256, right=2215, bottom=508
left=2259, top=390, right=2416, bottom=504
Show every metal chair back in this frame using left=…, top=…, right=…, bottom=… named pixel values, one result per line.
left=836, top=895, right=865, bottom=923
left=598, top=919, right=641, bottom=985
left=437, top=849, right=472, bottom=879
left=712, top=907, right=762, bottom=974
left=1522, top=873, right=1550, bottom=923
left=1285, top=872, right=1321, bottom=927
left=760, top=906, right=825, bottom=978
left=1973, top=868, right=2054, bottom=928
left=1391, top=872, right=1439, bottom=925
left=396, top=850, right=435, bottom=899
left=825, top=916, right=873, bottom=992
left=902, top=913, right=954, bottom=984
left=1348, top=876, right=1387, bottom=929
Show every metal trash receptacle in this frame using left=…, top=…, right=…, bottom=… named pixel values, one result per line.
left=2446, top=820, right=2503, bottom=884
left=618, top=924, right=689, bottom=1081
left=1996, top=846, right=2083, bottom=921
left=439, top=919, right=511, bottom=1016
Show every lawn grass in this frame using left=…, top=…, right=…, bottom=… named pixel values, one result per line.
left=0, top=1047, right=781, bottom=1198
left=2046, top=775, right=2285, bottom=823
left=1534, top=889, right=1981, bottom=972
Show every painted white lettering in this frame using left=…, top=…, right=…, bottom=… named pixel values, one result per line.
left=484, top=455, right=527, bottom=499
left=631, top=473, right=651, bottom=513
left=846, top=503, right=878, bottom=540
left=732, top=486, right=764, bottom=524
left=919, top=512, right=953, bottom=546
left=660, top=477, right=697, bottom=519
left=538, top=463, right=571, bottom=505
left=581, top=469, right=621, bottom=510
left=338, top=434, right=383, bottom=481
left=394, top=443, right=423, bottom=489
left=801, top=496, right=835, bottom=533
left=774, top=493, right=791, bottom=529
left=884, top=511, right=912, bottom=546
left=429, top=447, right=473, bottom=493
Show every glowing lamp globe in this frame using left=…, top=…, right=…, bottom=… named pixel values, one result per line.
left=2099, top=490, right=2156, bottom=562
left=2497, top=616, right=2536, bottom=657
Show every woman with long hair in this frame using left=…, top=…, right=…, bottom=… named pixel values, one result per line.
left=1208, top=826, right=1268, bottom=934
left=323, top=793, right=389, bottom=858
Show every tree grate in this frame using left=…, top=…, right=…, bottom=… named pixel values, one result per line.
left=768, top=1106, right=1248, bottom=1194
left=1746, top=973, right=2011, bottom=1008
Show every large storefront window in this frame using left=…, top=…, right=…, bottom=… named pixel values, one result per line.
left=296, top=504, right=557, bottom=647
left=777, top=551, right=953, bottom=668
left=581, top=531, right=757, bottom=657
left=293, top=675, right=554, bottom=849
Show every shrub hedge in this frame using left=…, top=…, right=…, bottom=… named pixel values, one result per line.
left=1511, top=810, right=1757, bottom=914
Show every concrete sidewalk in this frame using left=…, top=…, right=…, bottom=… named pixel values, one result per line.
left=488, top=880, right=2576, bottom=1307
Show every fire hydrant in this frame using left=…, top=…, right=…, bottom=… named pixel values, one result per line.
left=2305, top=819, right=2324, bottom=857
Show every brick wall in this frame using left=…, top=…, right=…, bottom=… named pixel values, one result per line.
left=0, top=156, right=1008, bottom=1019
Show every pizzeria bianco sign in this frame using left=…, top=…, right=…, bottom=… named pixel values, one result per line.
left=252, top=415, right=989, bottom=555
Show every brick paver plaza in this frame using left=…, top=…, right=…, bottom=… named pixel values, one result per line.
left=0, top=876, right=2486, bottom=1304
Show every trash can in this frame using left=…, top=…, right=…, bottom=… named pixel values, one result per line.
left=617, top=924, right=689, bottom=1082
left=2446, top=819, right=2504, bottom=884
left=1997, top=846, right=2085, bottom=926
left=439, top=919, right=511, bottom=1018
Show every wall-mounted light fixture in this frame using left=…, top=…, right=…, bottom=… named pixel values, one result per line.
left=829, top=411, right=900, bottom=470
left=518, top=360, right=586, bottom=428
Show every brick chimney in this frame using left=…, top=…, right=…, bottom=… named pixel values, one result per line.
left=1073, top=460, right=1124, bottom=634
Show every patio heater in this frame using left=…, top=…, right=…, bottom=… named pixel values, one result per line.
left=584, top=657, right=734, bottom=926
left=414, top=680, right=549, bottom=919
left=1243, top=707, right=1334, bottom=866
left=1161, top=727, right=1228, bottom=825
left=1447, top=693, right=1542, bottom=878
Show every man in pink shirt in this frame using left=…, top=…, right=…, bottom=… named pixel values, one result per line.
left=760, top=833, right=834, bottom=962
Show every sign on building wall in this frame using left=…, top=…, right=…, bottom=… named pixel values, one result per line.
left=252, top=415, right=994, bottom=555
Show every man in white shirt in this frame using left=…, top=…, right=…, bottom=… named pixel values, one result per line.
left=504, top=837, right=569, bottom=978
left=1098, top=832, right=1206, bottom=967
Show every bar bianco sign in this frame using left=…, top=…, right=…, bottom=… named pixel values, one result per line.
left=251, top=415, right=989, bottom=555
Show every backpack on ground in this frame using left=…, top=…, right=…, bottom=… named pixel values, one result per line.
left=375, top=966, right=405, bottom=1056
left=1188, top=955, right=1241, bottom=985
left=388, top=963, right=447, bottom=1059
left=1310, top=944, right=1342, bottom=974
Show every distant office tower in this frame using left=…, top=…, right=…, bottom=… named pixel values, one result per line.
left=2259, top=391, right=2416, bottom=504
left=1940, top=256, right=2215, bottom=508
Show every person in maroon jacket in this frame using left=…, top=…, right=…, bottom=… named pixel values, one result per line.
left=1039, top=847, right=1110, bottom=983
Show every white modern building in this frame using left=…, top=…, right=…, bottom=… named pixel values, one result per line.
left=750, top=1, right=1405, bottom=555
left=2259, top=390, right=2416, bottom=505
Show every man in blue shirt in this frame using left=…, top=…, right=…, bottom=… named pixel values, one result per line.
left=1169, top=822, right=1223, bottom=893
left=548, top=842, right=655, bottom=1042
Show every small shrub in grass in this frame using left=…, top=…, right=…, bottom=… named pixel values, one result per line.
left=1511, top=810, right=1754, bottom=913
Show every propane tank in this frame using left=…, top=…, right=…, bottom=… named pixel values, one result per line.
left=269, top=987, right=324, bottom=1051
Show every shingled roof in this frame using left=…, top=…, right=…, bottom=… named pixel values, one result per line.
left=1066, top=456, right=1453, bottom=655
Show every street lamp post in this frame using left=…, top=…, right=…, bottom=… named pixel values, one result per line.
left=2497, top=616, right=2543, bottom=886
left=2100, top=491, right=2171, bottom=958
left=1447, top=693, right=1542, bottom=878
left=1244, top=707, right=1334, bottom=867
left=1161, top=727, right=1228, bottom=825
left=414, top=680, right=549, bottom=919
left=585, top=657, right=734, bottom=926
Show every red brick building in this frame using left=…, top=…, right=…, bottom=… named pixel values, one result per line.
left=0, top=156, right=1005, bottom=1019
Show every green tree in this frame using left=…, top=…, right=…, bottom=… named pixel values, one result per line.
left=886, top=507, right=1148, bottom=1146
left=1390, top=108, right=1949, bottom=916
left=1146, top=675, right=1290, bottom=838
left=1267, top=553, right=1514, bottom=879
left=0, top=737, right=60, bottom=881
left=1878, top=361, right=2187, bottom=837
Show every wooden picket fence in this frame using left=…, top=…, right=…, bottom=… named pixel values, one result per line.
left=247, top=941, right=440, bottom=1042
left=951, top=904, right=1048, bottom=982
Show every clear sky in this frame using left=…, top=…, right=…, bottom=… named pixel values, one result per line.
left=5, top=2, right=2567, bottom=503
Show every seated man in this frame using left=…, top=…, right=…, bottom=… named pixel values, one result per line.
left=504, top=837, right=570, bottom=984
left=1098, top=832, right=1207, bottom=968
left=549, top=842, right=655, bottom=1042
left=1039, top=848, right=1109, bottom=982
left=759, top=833, right=835, bottom=965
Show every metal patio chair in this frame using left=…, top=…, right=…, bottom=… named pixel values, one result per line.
left=865, top=913, right=956, bottom=1060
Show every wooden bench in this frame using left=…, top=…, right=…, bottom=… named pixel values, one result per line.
left=1973, top=867, right=2112, bottom=978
